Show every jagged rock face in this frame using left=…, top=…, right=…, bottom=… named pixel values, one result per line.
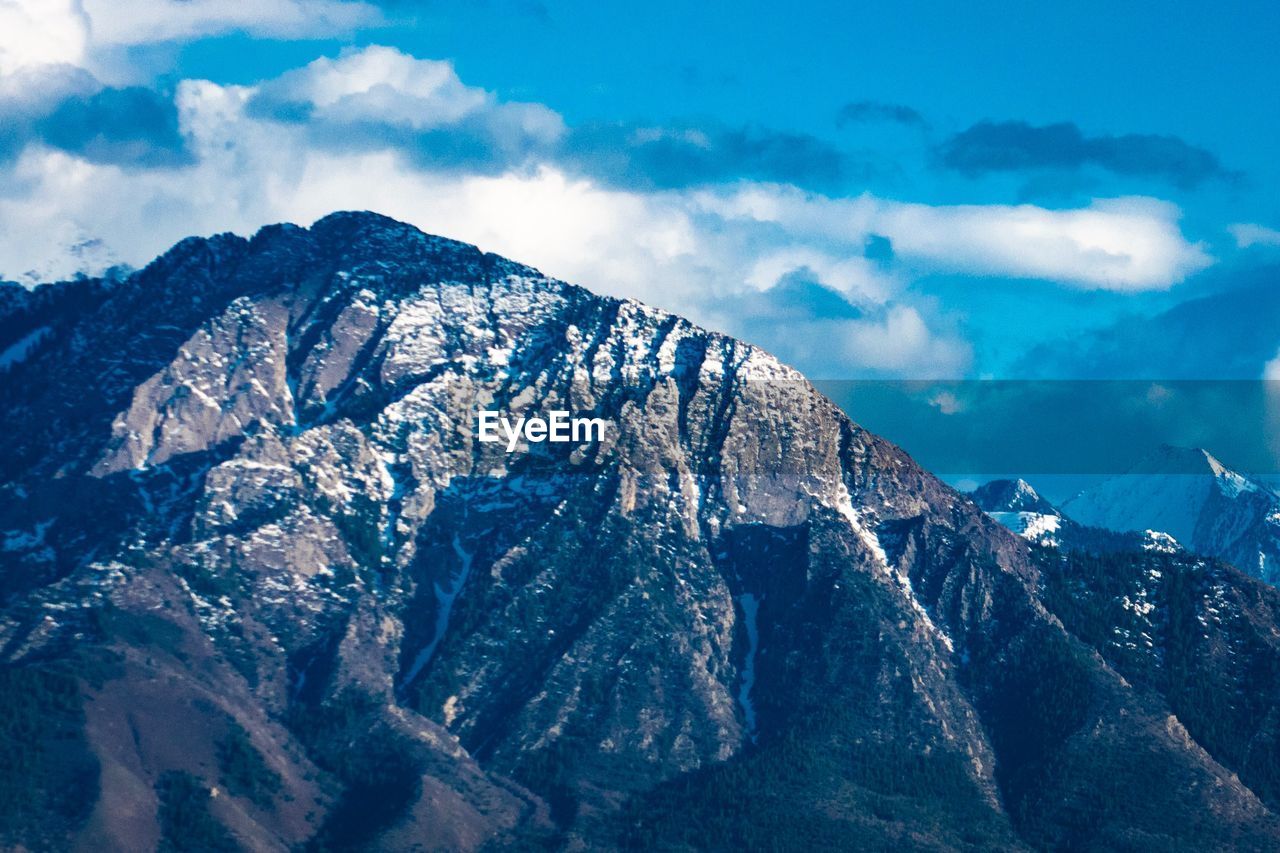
left=3, top=212, right=1280, bottom=851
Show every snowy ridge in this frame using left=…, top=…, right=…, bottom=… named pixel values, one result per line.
left=1062, top=446, right=1280, bottom=582
left=970, top=479, right=1064, bottom=546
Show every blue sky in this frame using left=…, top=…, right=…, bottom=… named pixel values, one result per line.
left=2, top=0, right=1278, bottom=381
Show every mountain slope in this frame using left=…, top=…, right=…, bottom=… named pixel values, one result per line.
left=968, top=479, right=1064, bottom=546
left=2, top=212, right=1280, bottom=850
left=969, top=478, right=1181, bottom=557
left=1062, top=446, right=1280, bottom=582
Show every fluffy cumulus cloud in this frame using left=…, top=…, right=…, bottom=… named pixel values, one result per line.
left=0, top=0, right=88, bottom=74
left=246, top=46, right=564, bottom=173
left=253, top=47, right=500, bottom=129
left=871, top=197, right=1211, bottom=290
left=0, top=22, right=1221, bottom=377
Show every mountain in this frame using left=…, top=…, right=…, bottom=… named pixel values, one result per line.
left=1062, top=445, right=1280, bottom=583
left=1015, top=264, right=1280, bottom=379
left=5, top=213, right=1280, bottom=850
left=969, top=478, right=1181, bottom=556
left=968, top=479, right=1064, bottom=546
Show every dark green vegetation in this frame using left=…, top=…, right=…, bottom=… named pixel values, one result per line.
left=618, top=712, right=1018, bottom=852
left=216, top=721, right=281, bottom=811
left=0, top=663, right=98, bottom=850
left=1039, top=546, right=1280, bottom=817
left=286, top=689, right=423, bottom=850
left=155, top=770, right=238, bottom=852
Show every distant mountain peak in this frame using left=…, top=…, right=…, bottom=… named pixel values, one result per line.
left=967, top=478, right=1063, bottom=546
left=1063, top=444, right=1280, bottom=581
left=970, top=477, right=1058, bottom=515
left=1135, top=445, right=1263, bottom=493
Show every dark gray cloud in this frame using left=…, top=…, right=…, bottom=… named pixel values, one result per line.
left=937, top=120, right=1235, bottom=189
left=837, top=100, right=927, bottom=128
left=562, top=122, right=863, bottom=192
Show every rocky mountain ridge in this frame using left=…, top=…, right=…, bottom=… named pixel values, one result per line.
left=3, top=212, right=1280, bottom=851
left=969, top=477, right=1183, bottom=555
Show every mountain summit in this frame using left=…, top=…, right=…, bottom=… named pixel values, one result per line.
left=1063, top=445, right=1280, bottom=582
left=5, top=213, right=1280, bottom=850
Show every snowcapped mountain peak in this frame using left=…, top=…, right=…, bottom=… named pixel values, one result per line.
left=1132, top=444, right=1216, bottom=474
left=1063, top=445, right=1280, bottom=582
left=7, top=215, right=1280, bottom=849
left=968, top=478, right=1062, bottom=545
left=970, top=477, right=1058, bottom=514
left=1203, top=451, right=1261, bottom=498
left=1133, top=445, right=1263, bottom=497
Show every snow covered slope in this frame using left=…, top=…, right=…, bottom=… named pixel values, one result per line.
left=971, top=477, right=1189, bottom=556
left=1062, top=445, right=1280, bottom=583
left=970, top=479, right=1064, bottom=546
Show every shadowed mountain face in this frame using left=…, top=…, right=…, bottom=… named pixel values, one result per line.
left=3, top=212, right=1280, bottom=850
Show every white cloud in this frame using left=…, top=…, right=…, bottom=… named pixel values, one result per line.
left=0, top=96, right=963, bottom=375
left=0, top=0, right=378, bottom=82
left=0, top=60, right=95, bottom=113
left=701, top=187, right=1211, bottom=291
left=1265, top=348, right=1280, bottom=382
left=832, top=306, right=970, bottom=376
left=874, top=197, right=1211, bottom=291
left=0, top=0, right=89, bottom=74
left=744, top=247, right=896, bottom=306
left=264, top=47, right=489, bottom=126
left=253, top=46, right=564, bottom=158
left=81, top=0, right=379, bottom=46
left=929, top=390, right=963, bottom=415
left=0, top=44, right=1214, bottom=378
left=1229, top=222, right=1280, bottom=249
